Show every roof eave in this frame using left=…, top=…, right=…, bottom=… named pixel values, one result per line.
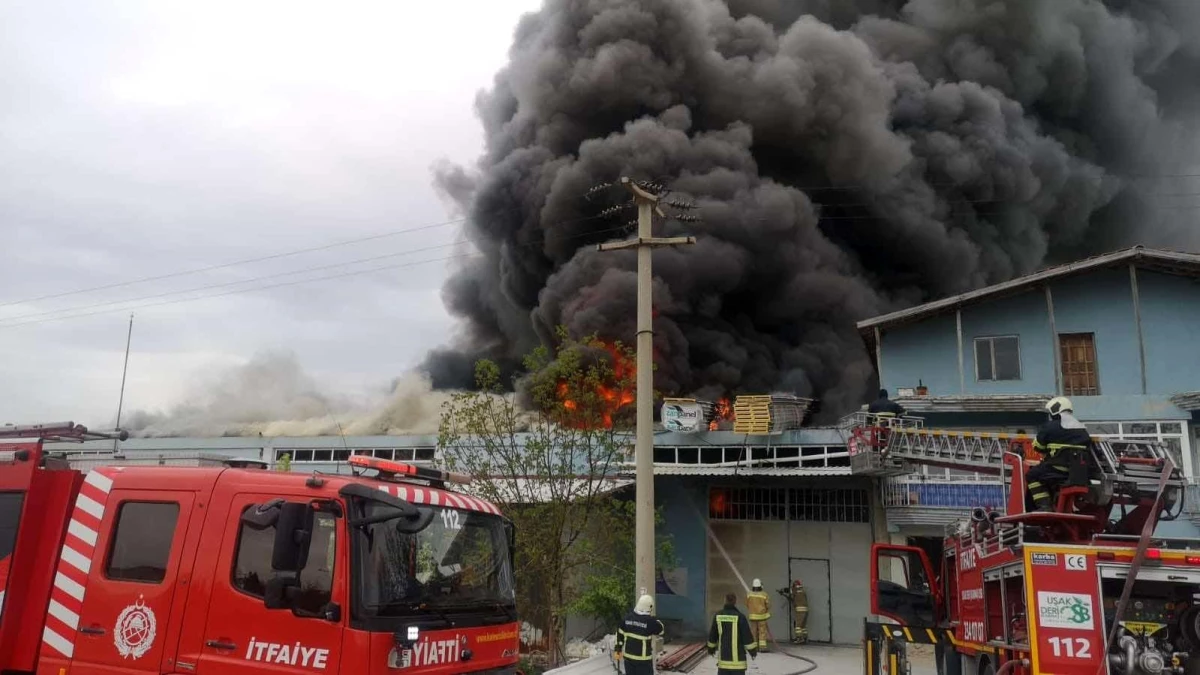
left=857, top=246, right=1200, bottom=335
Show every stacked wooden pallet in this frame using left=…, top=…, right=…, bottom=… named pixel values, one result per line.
left=732, top=394, right=813, bottom=434
left=658, top=643, right=708, bottom=673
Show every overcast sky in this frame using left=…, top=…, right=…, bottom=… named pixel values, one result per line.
left=0, top=0, right=543, bottom=426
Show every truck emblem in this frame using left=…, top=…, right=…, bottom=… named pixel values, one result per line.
left=114, top=595, right=157, bottom=660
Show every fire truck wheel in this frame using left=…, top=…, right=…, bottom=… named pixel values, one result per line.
left=936, top=643, right=962, bottom=675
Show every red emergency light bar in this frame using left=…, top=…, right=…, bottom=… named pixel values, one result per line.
left=347, top=454, right=471, bottom=486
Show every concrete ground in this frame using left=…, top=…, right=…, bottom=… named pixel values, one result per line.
left=668, top=643, right=938, bottom=675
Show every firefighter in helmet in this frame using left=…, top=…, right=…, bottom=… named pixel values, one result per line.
left=745, top=579, right=771, bottom=651
left=1027, top=396, right=1092, bottom=511
left=615, top=595, right=665, bottom=675
left=778, top=579, right=808, bottom=643
left=867, top=388, right=905, bottom=416
left=707, top=593, right=757, bottom=675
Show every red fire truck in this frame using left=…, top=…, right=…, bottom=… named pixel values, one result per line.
left=0, top=422, right=520, bottom=675
left=846, top=412, right=1195, bottom=675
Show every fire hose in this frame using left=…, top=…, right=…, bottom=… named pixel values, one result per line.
left=686, top=496, right=820, bottom=675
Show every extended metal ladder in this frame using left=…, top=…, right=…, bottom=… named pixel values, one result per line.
left=842, top=412, right=1186, bottom=504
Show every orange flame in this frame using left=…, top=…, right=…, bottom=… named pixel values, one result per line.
left=708, top=397, right=734, bottom=431
left=554, top=340, right=635, bottom=429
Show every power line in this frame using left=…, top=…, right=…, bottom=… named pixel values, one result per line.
left=0, top=220, right=636, bottom=330
left=0, top=209, right=622, bottom=325
left=7, top=177, right=1199, bottom=322
left=0, top=216, right=468, bottom=309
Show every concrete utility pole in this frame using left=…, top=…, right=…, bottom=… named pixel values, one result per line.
left=597, top=177, right=695, bottom=600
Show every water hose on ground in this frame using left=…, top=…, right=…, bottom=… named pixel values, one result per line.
left=684, top=495, right=820, bottom=674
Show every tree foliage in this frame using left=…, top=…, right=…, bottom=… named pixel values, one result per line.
left=438, top=328, right=673, bottom=663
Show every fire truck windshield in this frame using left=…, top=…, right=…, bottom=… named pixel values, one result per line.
left=349, top=495, right=516, bottom=625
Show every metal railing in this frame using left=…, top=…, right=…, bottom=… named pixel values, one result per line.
left=881, top=475, right=1006, bottom=509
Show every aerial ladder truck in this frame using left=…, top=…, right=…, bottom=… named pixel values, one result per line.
left=843, top=411, right=1195, bottom=675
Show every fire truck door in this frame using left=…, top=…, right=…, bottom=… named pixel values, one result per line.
left=67, top=490, right=195, bottom=674
left=195, top=493, right=342, bottom=674
left=869, top=543, right=938, bottom=626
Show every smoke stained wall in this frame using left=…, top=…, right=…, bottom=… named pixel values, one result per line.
left=423, top=0, right=1200, bottom=419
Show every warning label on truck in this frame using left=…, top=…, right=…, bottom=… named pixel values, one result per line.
left=1037, top=592, right=1094, bottom=630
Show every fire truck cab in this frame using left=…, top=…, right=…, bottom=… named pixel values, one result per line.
left=0, top=423, right=520, bottom=675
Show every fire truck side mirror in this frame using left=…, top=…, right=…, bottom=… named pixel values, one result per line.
left=271, top=502, right=315, bottom=573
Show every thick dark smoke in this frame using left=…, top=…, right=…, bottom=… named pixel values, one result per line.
left=424, top=0, right=1200, bottom=419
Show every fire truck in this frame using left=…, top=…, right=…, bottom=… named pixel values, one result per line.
left=845, top=411, right=1195, bottom=675
left=0, top=422, right=520, bottom=675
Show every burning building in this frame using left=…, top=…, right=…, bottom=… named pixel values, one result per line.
left=423, top=0, right=1200, bottom=421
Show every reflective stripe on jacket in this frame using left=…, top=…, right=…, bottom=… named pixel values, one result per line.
left=616, top=612, right=664, bottom=661
left=746, top=592, right=770, bottom=621
left=707, top=605, right=757, bottom=670
left=1033, top=413, right=1092, bottom=458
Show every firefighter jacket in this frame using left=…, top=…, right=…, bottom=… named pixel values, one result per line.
left=1034, top=413, right=1091, bottom=460
left=616, top=612, right=665, bottom=661
left=707, top=604, right=757, bottom=670
left=745, top=591, right=770, bottom=621
left=867, top=397, right=905, bottom=415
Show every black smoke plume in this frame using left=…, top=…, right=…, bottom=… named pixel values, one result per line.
left=425, top=0, right=1200, bottom=419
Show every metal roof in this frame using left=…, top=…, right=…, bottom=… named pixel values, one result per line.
left=1171, top=392, right=1200, bottom=412
left=890, top=395, right=1053, bottom=413
left=858, top=246, right=1200, bottom=352
left=628, top=465, right=852, bottom=477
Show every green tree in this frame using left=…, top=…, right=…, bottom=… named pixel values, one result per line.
left=439, top=328, right=674, bottom=665
left=275, top=452, right=292, bottom=472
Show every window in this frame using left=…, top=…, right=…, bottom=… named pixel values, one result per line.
left=232, top=506, right=337, bottom=616
left=974, top=336, right=1021, bottom=381
left=707, top=487, right=870, bottom=522
left=1059, top=333, right=1099, bottom=396
left=0, top=492, right=25, bottom=560
left=106, top=502, right=179, bottom=583
left=1090, top=421, right=1192, bottom=477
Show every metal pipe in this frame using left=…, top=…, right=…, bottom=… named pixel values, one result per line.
left=996, top=657, right=1030, bottom=675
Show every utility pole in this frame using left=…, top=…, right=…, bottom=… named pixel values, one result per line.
left=596, top=177, right=695, bottom=600
left=113, top=313, right=134, bottom=451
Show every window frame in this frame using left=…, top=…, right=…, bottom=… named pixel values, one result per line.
left=103, top=500, right=181, bottom=584
left=229, top=502, right=338, bottom=618
left=973, top=335, right=1022, bottom=382
left=1058, top=332, right=1100, bottom=396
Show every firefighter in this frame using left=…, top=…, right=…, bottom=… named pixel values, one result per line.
left=745, top=579, right=771, bottom=652
left=1027, top=396, right=1092, bottom=512
left=867, top=388, right=905, bottom=416
left=707, top=593, right=757, bottom=675
left=615, top=594, right=665, bottom=675
left=781, top=579, right=808, bottom=643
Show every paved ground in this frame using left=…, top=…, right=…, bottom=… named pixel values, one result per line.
left=671, top=643, right=938, bottom=675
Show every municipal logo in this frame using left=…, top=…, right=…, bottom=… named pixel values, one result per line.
left=114, top=596, right=157, bottom=660
left=1037, top=592, right=1094, bottom=630
left=1031, top=552, right=1058, bottom=566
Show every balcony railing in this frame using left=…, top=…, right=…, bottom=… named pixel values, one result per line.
left=882, top=476, right=1006, bottom=509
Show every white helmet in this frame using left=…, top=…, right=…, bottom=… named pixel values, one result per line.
left=752, top=579, right=762, bottom=590
left=1045, top=396, right=1073, bottom=416
left=635, top=594, right=654, bottom=615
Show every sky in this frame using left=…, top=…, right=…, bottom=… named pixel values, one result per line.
left=0, top=0, right=544, bottom=426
